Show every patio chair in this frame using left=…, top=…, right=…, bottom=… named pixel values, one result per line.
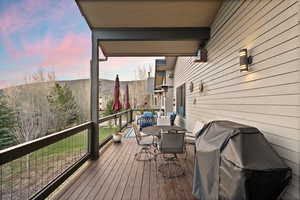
left=185, top=121, right=205, bottom=145
left=184, top=121, right=205, bottom=159
left=132, top=123, right=156, bottom=161
left=167, top=112, right=176, bottom=126
left=137, top=112, right=156, bottom=129
left=157, top=129, right=185, bottom=178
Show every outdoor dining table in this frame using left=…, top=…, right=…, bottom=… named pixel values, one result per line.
left=142, top=125, right=186, bottom=137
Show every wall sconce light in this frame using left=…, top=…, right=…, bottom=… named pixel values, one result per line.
left=239, top=49, right=253, bottom=72
left=189, top=82, right=194, bottom=92
left=193, top=98, right=197, bottom=104
left=194, top=47, right=208, bottom=63
left=161, top=85, right=169, bottom=92
left=199, top=80, right=204, bottom=93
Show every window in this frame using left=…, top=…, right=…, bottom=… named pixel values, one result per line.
left=176, top=84, right=186, bottom=117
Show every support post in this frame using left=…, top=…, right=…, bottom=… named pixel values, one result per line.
left=119, top=115, right=122, bottom=131
left=89, top=31, right=99, bottom=160
left=130, top=110, right=133, bottom=123
left=126, top=111, right=129, bottom=126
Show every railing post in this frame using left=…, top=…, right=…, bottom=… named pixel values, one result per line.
left=130, top=109, right=134, bottom=123
left=126, top=110, right=129, bottom=126
left=119, top=115, right=122, bottom=131
left=89, top=31, right=99, bottom=160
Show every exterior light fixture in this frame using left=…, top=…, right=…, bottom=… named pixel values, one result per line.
left=239, top=49, right=252, bottom=72
left=161, top=85, right=169, bottom=92
left=189, top=82, right=194, bottom=92
left=199, top=80, right=204, bottom=93
left=194, top=47, right=208, bottom=63
left=160, top=84, right=173, bottom=93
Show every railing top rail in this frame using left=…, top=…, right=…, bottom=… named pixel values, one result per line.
left=0, top=121, right=92, bottom=165
left=99, top=109, right=131, bottom=123
left=98, top=108, right=160, bottom=124
left=132, top=108, right=160, bottom=112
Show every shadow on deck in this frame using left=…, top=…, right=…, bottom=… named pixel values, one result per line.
left=52, top=135, right=197, bottom=200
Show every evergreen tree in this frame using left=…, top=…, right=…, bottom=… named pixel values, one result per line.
left=47, top=83, right=80, bottom=131
left=0, top=95, right=15, bottom=149
left=103, top=99, right=118, bottom=116
left=103, top=98, right=118, bottom=128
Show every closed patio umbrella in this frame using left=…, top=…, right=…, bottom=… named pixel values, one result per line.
left=112, top=74, right=122, bottom=111
left=125, top=84, right=131, bottom=109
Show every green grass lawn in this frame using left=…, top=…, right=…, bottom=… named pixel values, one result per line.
left=1, top=125, right=120, bottom=195
left=34, top=126, right=118, bottom=158
left=99, top=126, right=118, bottom=143
left=4, top=126, right=118, bottom=176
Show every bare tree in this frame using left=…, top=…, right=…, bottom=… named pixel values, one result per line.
left=5, top=70, right=55, bottom=143
left=130, top=65, right=154, bottom=109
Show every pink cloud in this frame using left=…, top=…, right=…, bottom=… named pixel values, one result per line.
left=0, top=80, right=11, bottom=89
left=0, top=0, right=78, bottom=60
left=0, top=0, right=72, bottom=35
left=17, top=33, right=90, bottom=68
left=0, top=0, right=46, bottom=34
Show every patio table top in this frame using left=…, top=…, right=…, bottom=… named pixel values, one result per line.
left=142, top=125, right=186, bottom=137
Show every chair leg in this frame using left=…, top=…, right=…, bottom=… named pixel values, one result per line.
left=135, top=147, right=155, bottom=161
left=158, top=154, right=185, bottom=178
left=185, top=144, right=188, bottom=160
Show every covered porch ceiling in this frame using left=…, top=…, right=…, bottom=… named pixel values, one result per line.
left=76, top=0, right=222, bottom=57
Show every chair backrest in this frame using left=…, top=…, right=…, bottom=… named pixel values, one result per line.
left=143, top=111, right=153, bottom=118
left=160, top=130, right=185, bottom=154
left=167, top=112, right=176, bottom=120
left=132, top=123, right=142, bottom=145
left=139, top=115, right=155, bottom=128
left=156, top=111, right=163, bottom=118
left=192, top=121, right=205, bottom=137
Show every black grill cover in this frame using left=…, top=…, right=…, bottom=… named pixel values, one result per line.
left=192, top=120, right=291, bottom=200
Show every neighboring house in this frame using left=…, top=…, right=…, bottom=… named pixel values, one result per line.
left=154, top=58, right=176, bottom=113
left=154, top=1, right=300, bottom=199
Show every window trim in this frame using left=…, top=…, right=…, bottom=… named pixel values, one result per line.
left=176, top=83, right=186, bottom=118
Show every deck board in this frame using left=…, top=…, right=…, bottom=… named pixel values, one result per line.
left=53, top=138, right=197, bottom=200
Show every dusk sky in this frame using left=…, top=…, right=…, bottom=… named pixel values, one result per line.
left=0, top=0, right=158, bottom=89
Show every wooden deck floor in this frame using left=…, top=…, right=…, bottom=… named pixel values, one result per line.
left=53, top=137, right=197, bottom=200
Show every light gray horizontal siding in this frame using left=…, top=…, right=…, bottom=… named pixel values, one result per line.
left=173, top=0, right=300, bottom=199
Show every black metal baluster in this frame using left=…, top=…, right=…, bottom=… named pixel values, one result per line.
left=68, top=136, right=70, bottom=164
left=84, top=130, right=86, bottom=153
left=63, top=139, right=67, bottom=172
left=73, top=135, right=76, bottom=161
left=0, top=165, right=2, bottom=200
left=35, top=151, right=37, bottom=193
left=51, top=145, right=54, bottom=180
left=79, top=132, right=82, bottom=157
left=19, top=158, right=22, bottom=200
left=46, top=146, right=49, bottom=185
left=48, top=144, right=57, bottom=182
left=71, top=136, right=73, bottom=164
left=60, top=140, right=63, bottom=173
left=27, top=154, right=30, bottom=200
left=56, top=143, right=58, bottom=178
left=72, top=135, right=75, bottom=162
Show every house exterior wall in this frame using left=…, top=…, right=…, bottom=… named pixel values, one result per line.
left=165, top=70, right=174, bottom=113
left=173, top=0, right=300, bottom=199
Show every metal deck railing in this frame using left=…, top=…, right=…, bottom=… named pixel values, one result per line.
left=0, top=109, right=140, bottom=200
